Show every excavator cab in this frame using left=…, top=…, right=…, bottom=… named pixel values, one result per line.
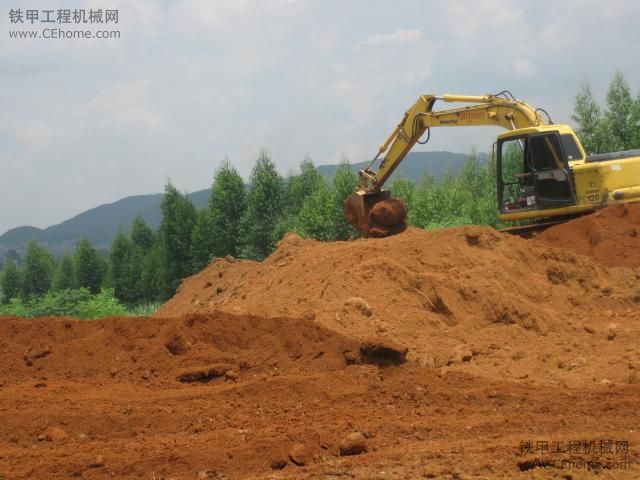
left=498, top=130, right=576, bottom=214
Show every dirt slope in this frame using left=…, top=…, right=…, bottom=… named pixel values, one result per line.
left=157, top=224, right=640, bottom=387
left=535, top=203, right=640, bottom=267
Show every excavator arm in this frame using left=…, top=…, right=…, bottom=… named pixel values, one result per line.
left=359, top=93, right=549, bottom=191
left=345, top=92, right=552, bottom=236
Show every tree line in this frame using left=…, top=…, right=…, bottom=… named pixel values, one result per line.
left=0, top=151, right=361, bottom=308
left=1, top=71, right=639, bottom=313
left=572, top=71, right=640, bottom=154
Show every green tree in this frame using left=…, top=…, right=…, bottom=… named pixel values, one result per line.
left=1, top=249, right=20, bottom=269
left=141, top=240, right=165, bottom=302
left=274, top=157, right=325, bottom=244
left=160, top=181, right=197, bottom=296
left=21, top=240, right=54, bottom=299
left=390, top=178, right=416, bottom=213
left=457, top=150, right=496, bottom=227
left=633, top=94, right=640, bottom=148
left=130, top=215, right=154, bottom=250
left=406, top=150, right=499, bottom=230
left=108, top=231, right=134, bottom=303
left=291, top=160, right=358, bottom=241
left=605, top=71, right=635, bottom=150
left=572, top=82, right=609, bottom=154
left=239, top=150, right=285, bottom=259
left=209, top=160, right=246, bottom=258
left=409, top=173, right=435, bottom=228
left=1, top=257, right=21, bottom=303
left=283, top=156, right=324, bottom=215
left=329, top=161, right=358, bottom=240
left=74, top=237, right=105, bottom=294
left=191, top=209, right=215, bottom=272
left=573, top=73, right=640, bottom=153
left=129, top=216, right=156, bottom=304
left=291, top=178, right=333, bottom=240
left=51, top=255, right=75, bottom=291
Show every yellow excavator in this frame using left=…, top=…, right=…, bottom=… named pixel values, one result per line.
left=345, top=91, right=640, bottom=237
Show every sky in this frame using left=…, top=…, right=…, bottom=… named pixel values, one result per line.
left=1, top=0, right=639, bottom=234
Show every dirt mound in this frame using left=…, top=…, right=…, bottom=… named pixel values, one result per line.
left=535, top=203, right=640, bottom=267
left=0, top=312, right=394, bottom=387
left=157, top=226, right=640, bottom=387
left=2, top=313, right=639, bottom=479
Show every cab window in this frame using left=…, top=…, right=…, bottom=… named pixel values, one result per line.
left=528, top=134, right=565, bottom=171
left=560, top=134, right=583, bottom=161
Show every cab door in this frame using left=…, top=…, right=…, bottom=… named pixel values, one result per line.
left=527, top=132, right=576, bottom=209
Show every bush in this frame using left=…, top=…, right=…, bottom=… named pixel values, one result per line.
left=0, top=288, right=127, bottom=319
left=74, top=290, right=127, bottom=319
left=0, top=298, right=31, bottom=318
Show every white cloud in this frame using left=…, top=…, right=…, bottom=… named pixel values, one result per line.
left=445, top=1, right=523, bottom=42
left=330, top=63, right=348, bottom=75
left=19, top=120, right=55, bottom=154
left=356, top=29, right=422, bottom=48
left=513, top=58, right=535, bottom=78
left=309, top=29, right=342, bottom=56
left=404, top=67, right=432, bottom=85
left=1, top=0, right=640, bottom=235
left=88, top=79, right=166, bottom=130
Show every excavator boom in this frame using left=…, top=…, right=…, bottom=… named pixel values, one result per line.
left=345, top=92, right=573, bottom=237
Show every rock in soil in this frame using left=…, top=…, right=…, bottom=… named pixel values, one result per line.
left=339, top=432, right=368, bottom=456
left=88, top=454, right=104, bottom=468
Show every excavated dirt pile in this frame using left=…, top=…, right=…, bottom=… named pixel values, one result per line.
left=535, top=203, right=640, bottom=267
left=0, top=312, right=413, bottom=479
left=158, top=218, right=640, bottom=387
left=3, top=204, right=640, bottom=479
left=2, top=311, right=640, bottom=480
left=0, top=312, right=379, bottom=387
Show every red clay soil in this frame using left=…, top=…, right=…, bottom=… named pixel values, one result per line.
left=1, top=312, right=639, bottom=479
left=2, top=208, right=640, bottom=479
left=535, top=203, right=640, bottom=267
left=157, top=224, right=640, bottom=387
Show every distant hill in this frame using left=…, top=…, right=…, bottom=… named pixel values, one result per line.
left=0, top=190, right=210, bottom=260
left=0, top=151, right=485, bottom=261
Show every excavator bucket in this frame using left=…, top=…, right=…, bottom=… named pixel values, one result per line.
left=345, top=191, right=408, bottom=238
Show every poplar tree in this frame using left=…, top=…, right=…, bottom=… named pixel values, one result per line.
left=74, top=237, right=105, bottom=294
left=109, top=231, right=134, bottom=302
left=21, top=240, right=54, bottom=298
left=0, top=257, right=21, bottom=303
left=572, top=82, right=608, bottom=154
left=51, top=255, right=75, bottom=291
left=209, top=161, right=246, bottom=258
left=160, top=182, right=197, bottom=296
left=239, top=150, right=285, bottom=259
left=605, top=71, right=635, bottom=150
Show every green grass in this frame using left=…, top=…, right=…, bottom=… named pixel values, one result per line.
left=125, top=301, right=161, bottom=316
